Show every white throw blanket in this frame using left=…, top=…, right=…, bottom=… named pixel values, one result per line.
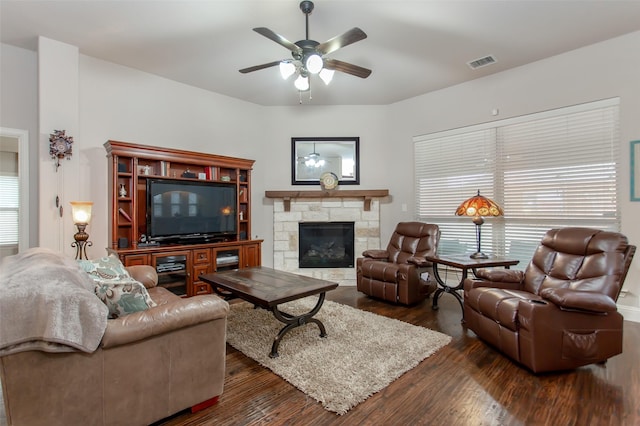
left=0, top=247, right=108, bottom=356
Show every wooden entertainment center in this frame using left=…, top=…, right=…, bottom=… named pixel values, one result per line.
left=104, top=140, right=262, bottom=297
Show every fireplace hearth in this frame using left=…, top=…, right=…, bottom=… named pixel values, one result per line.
left=299, top=222, right=355, bottom=268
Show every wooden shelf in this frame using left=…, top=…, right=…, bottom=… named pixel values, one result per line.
left=265, top=189, right=389, bottom=211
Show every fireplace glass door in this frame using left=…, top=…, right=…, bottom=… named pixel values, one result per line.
left=298, top=222, right=355, bottom=268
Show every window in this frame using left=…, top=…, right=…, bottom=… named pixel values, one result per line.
left=414, top=99, right=620, bottom=266
left=0, top=156, right=19, bottom=247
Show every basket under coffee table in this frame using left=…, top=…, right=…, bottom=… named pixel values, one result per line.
left=200, top=266, right=339, bottom=358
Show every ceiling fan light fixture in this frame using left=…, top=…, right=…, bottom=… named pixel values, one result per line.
left=294, top=74, right=310, bottom=91
left=305, top=54, right=323, bottom=74
left=319, top=68, right=335, bottom=85
left=239, top=1, right=370, bottom=101
left=279, top=61, right=296, bottom=79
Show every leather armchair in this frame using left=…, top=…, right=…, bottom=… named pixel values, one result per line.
left=357, top=222, right=440, bottom=305
left=464, top=227, right=636, bottom=373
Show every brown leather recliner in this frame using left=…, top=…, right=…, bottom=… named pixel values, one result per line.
left=464, top=227, right=636, bottom=373
left=357, top=222, right=440, bottom=305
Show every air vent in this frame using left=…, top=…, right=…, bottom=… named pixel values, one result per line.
left=467, top=55, right=497, bottom=70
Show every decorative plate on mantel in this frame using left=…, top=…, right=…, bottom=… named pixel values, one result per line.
left=320, top=172, right=339, bottom=190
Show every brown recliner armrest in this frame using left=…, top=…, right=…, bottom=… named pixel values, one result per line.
left=100, top=295, right=229, bottom=348
left=362, top=249, right=389, bottom=260
left=126, top=265, right=158, bottom=289
left=541, top=288, right=618, bottom=314
left=475, top=268, right=524, bottom=283
left=464, top=278, right=524, bottom=292
left=464, top=269, right=524, bottom=291
left=407, top=256, right=431, bottom=267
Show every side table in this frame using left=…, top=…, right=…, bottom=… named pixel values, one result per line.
left=426, top=255, right=519, bottom=320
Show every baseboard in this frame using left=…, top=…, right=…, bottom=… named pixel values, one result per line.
left=618, top=305, right=640, bottom=323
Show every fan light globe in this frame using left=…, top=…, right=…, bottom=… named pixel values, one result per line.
left=305, top=54, right=323, bottom=74
left=279, top=61, right=296, bottom=79
left=294, top=75, right=309, bottom=91
left=319, top=68, right=335, bottom=85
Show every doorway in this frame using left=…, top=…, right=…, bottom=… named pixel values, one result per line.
left=0, top=128, right=29, bottom=260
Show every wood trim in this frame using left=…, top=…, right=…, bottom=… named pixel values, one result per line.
left=264, top=189, right=389, bottom=211
left=105, top=140, right=255, bottom=169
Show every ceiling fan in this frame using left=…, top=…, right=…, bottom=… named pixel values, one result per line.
left=299, top=143, right=325, bottom=167
left=239, top=0, right=371, bottom=92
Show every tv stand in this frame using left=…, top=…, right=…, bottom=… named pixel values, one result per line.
left=104, top=140, right=262, bottom=297
left=115, top=240, right=262, bottom=297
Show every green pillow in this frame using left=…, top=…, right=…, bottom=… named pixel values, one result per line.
left=79, top=254, right=156, bottom=318
left=78, top=254, right=131, bottom=282
left=94, top=278, right=156, bottom=319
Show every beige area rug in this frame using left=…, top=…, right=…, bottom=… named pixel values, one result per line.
left=226, top=297, right=452, bottom=415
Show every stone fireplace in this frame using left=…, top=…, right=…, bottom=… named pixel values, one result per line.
left=266, top=190, right=389, bottom=286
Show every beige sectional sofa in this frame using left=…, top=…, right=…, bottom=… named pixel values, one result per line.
left=0, top=249, right=229, bottom=426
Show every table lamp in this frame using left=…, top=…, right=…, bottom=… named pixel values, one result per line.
left=455, top=190, right=503, bottom=259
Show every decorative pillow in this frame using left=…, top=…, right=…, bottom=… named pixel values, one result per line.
left=79, top=254, right=156, bottom=318
left=94, top=277, right=156, bottom=319
left=78, top=254, right=131, bottom=282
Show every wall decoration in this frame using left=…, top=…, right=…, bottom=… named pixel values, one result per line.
left=49, top=129, right=73, bottom=170
left=631, top=140, right=640, bottom=201
left=291, top=137, right=359, bottom=185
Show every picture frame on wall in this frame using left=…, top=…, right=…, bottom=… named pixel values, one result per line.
left=291, top=137, right=360, bottom=185
left=631, top=140, right=640, bottom=201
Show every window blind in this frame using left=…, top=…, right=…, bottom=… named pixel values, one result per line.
left=0, top=175, right=19, bottom=246
left=414, top=99, right=620, bottom=267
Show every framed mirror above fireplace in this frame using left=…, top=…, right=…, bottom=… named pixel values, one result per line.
left=291, top=137, right=360, bottom=185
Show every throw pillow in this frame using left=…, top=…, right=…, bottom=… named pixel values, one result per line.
left=94, top=277, right=156, bottom=319
left=78, top=254, right=131, bottom=282
left=79, top=254, right=156, bottom=318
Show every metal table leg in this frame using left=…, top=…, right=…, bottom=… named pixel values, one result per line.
left=269, top=292, right=328, bottom=358
left=431, top=263, right=466, bottom=316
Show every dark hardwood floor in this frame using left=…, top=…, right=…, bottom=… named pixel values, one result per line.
left=157, top=286, right=640, bottom=426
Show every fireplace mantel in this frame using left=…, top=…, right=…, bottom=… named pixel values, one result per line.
left=265, top=189, right=389, bottom=212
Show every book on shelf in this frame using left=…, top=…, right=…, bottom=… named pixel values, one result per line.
left=118, top=207, right=132, bottom=222
left=204, top=166, right=216, bottom=180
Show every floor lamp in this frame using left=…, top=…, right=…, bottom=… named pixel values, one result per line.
left=71, top=201, right=93, bottom=260
left=455, top=190, right=503, bottom=259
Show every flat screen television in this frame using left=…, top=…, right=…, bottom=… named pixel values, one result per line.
left=146, top=178, right=237, bottom=244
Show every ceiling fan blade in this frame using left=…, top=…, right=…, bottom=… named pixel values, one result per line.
left=253, top=27, right=302, bottom=54
left=239, top=60, right=282, bottom=74
left=324, top=58, right=371, bottom=79
left=316, top=27, right=367, bottom=55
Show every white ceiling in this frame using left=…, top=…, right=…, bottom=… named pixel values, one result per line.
left=2, top=1, right=640, bottom=107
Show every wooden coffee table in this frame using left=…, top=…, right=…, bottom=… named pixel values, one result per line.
left=200, top=266, right=338, bottom=358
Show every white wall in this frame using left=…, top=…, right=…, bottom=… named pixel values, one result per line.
left=38, top=37, right=80, bottom=256
left=389, top=31, right=640, bottom=317
left=0, top=43, right=39, bottom=246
